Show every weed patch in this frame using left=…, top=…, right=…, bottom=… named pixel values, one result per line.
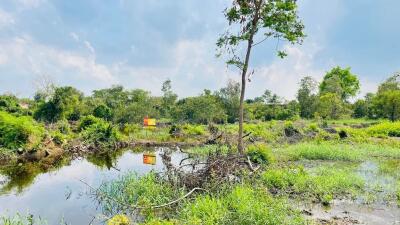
left=262, top=165, right=363, bottom=204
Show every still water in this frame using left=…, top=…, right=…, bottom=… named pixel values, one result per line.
left=0, top=148, right=186, bottom=224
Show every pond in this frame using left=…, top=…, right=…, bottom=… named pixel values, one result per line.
left=0, top=147, right=186, bottom=225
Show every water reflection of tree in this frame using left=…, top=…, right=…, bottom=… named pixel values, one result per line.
left=86, top=150, right=123, bottom=170
left=86, top=147, right=153, bottom=170
left=0, top=157, right=71, bottom=194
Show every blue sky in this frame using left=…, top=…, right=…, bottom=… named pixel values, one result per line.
left=0, top=0, right=399, bottom=100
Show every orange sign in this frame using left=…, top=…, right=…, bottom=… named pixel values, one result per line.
left=144, top=117, right=156, bottom=127
left=143, top=153, right=156, bottom=165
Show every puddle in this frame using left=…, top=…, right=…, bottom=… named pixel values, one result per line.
left=0, top=147, right=187, bottom=225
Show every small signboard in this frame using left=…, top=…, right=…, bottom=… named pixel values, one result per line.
left=144, top=117, right=156, bottom=127
left=143, top=153, right=156, bottom=165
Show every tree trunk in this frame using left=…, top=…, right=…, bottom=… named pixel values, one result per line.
left=238, top=38, right=254, bottom=153
left=237, top=0, right=261, bottom=153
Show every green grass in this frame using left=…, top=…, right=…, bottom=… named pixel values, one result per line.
left=180, top=186, right=305, bottom=225
left=144, top=186, right=306, bottom=225
left=185, top=145, right=230, bottom=156
left=97, top=172, right=184, bottom=219
left=379, top=160, right=400, bottom=177
left=275, top=142, right=400, bottom=162
left=276, top=143, right=360, bottom=161
left=261, top=165, right=364, bottom=204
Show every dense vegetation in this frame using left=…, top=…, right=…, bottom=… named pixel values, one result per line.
left=0, top=69, right=399, bottom=156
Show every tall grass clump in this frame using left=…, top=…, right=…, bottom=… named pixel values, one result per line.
left=97, top=172, right=184, bottom=219
left=278, top=143, right=360, bottom=161
left=0, top=111, right=44, bottom=150
left=262, top=166, right=363, bottom=205
left=179, top=186, right=305, bottom=225
left=246, top=143, right=274, bottom=164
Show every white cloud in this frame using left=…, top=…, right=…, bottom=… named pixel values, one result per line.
left=69, top=32, right=80, bottom=42
left=249, top=43, right=324, bottom=100
left=84, top=41, right=95, bottom=55
left=111, top=39, right=236, bottom=97
left=0, top=36, right=116, bottom=87
left=17, top=0, right=45, bottom=9
left=0, top=9, right=15, bottom=29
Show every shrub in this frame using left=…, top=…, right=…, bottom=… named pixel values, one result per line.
left=81, top=120, right=120, bottom=147
left=120, top=123, right=141, bottom=135
left=182, top=124, right=206, bottom=136
left=93, top=104, right=113, bottom=121
left=246, top=144, right=274, bottom=164
left=107, top=214, right=130, bottom=225
left=56, top=119, right=71, bottom=134
left=366, top=121, right=400, bottom=137
left=0, top=111, right=44, bottom=150
left=78, top=115, right=102, bottom=131
left=51, top=131, right=67, bottom=146
left=307, top=123, right=319, bottom=132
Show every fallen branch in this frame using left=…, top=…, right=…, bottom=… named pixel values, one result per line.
left=246, top=156, right=260, bottom=173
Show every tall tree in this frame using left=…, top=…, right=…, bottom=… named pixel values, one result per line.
left=217, top=0, right=305, bottom=152
left=161, top=79, right=178, bottom=118
left=215, top=80, right=240, bottom=123
left=297, top=76, right=317, bottom=118
left=319, top=66, right=360, bottom=102
left=373, top=73, right=400, bottom=121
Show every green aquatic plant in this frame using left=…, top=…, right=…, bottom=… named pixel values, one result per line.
left=97, top=172, right=184, bottom=219
left=0, top=213, right=47, bottom=225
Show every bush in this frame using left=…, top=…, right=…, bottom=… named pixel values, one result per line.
left=182, top=124, right=206, bottom=136
left=56, top=119, right=71, bottom=134
left=78, top=115, right=102, bottom=131
left=366, top=121, right=400, bottom=137
left=120, top=123, right=141, bottom=135
left=107, top=215, right=130, bottom=225
left=0, top=111, right=44, bottom=150
left=81, top=120, right=121, bottom=146
left=93, top=104, right=113, bottom=121
left=246, top=144, right=274, bottom=164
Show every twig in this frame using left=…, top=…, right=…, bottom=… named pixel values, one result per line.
left=246, top=156, right=260, bottom=173
left=242, top=132, right=252, bottom=139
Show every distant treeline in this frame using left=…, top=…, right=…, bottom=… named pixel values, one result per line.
left=1, top=66, right=399, bottom=124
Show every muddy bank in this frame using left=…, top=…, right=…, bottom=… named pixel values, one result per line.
left=302, top=200, right=400, bottom=225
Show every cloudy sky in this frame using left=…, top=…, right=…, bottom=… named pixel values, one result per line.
left=0, top=0, right=399, bottom=100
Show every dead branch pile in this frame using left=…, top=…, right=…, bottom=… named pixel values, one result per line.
left=160, top=147, right=255, bottom=190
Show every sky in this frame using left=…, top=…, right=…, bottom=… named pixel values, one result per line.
left=0, top=0, right=399, bottom=100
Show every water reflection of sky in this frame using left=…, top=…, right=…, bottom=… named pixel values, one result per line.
left=0, top=148, right=186, bottom=225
